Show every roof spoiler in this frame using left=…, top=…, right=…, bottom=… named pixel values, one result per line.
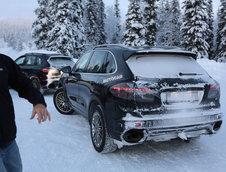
left=123, top=49, right=197, bottom=60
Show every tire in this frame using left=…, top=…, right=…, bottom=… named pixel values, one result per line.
left=90, top=104, right=117, bottom=153
left=53, top=88, right=74, bottom=115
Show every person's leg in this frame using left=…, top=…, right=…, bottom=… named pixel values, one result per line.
left=2, top=140, right=22, bottom=172
left=0, top=148, right=7, bottom=172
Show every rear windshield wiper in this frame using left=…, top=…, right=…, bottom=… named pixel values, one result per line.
left=178, top=72, right=203, bottom=76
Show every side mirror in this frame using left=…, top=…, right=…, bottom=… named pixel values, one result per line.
left=61, top=66, right=72, bottom=73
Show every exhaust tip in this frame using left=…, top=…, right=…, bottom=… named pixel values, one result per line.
left=123, top=129, right=144, bottom=143
left=213, top=121, right=222, bottom=132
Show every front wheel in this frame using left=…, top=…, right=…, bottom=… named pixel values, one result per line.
left=90, top=104, right=117, bottom=153
left=53, top=88, right=74, bottom=115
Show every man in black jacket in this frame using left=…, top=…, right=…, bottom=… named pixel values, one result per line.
left=0, top=54, right=51, bottom=172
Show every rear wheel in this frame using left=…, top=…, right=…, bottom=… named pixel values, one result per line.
left=90, top=104, right=117, bottom=153
left=53, top=88, right=74, bottom=115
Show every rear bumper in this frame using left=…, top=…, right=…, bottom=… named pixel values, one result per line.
left=118, top=108, right=223, bottom=145
left=41, top=77, right=61, bottom=90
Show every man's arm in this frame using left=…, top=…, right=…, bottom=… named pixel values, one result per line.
left=6, top=56, right=50, bottom=123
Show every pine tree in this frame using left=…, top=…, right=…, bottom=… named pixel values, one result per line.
left=111, top=0, right=122, bottom=44
left=47, top=0, right=85, bottom=56
left=105, top=6, right=117, bottom=43
left=32, top=0, right=50, bottom=49
left=181, top=0, right=209, bottom=59
left=47, top=0, right=71, bottom=55
left=97, top=0, right=106, bottom=44
left=69, top=0, right=86, bottom=57
left=156, top=0, right=173, bottom=46
left=84, top=0, right=97, bottom=45
left=206, top=0, right=214, bottom=59
left=124, top=0, right=145, bottom=47
left=171, top=0, right=182, bottom=46
left=142, top=0, right=157, bottom=46
left=215, top=0, right=226, bottom=62
left=84, top=0, right=106, bottom=45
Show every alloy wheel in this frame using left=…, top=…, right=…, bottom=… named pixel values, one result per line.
left=55, top=91, right=73, bottom=113
left=91, top=111, right=104, bottom=148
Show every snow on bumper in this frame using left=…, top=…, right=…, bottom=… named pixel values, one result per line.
left=119, top=108, right=223, bottom=145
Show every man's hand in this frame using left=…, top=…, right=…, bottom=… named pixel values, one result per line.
left=30, top=104, right=51, bottom=124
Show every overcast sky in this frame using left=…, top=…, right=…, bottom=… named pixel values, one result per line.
left=0, top=0, right=220, bottom=20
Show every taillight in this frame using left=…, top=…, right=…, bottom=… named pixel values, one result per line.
left=110, top=82, right=155, bottom=102
left=42, top=68, right=50, bottom=73
left=208, top=85, right=220, bottom=99
left=210, top=85, right=220, bottom=89
left=110, top=83, right=135, bottom=100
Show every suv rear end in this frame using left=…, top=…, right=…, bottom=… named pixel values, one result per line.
left=108, top=48, right=223, bottom=145
left=54, top=45, right=223, bottom=153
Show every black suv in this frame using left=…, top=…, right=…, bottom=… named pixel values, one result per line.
left=15, top=53, right=75, bottom=92
left=53, top=45, right=223, bottom=153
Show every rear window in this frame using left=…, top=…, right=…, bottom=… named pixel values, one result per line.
left=126, top=54, right=207, bottom=78
left=49, top=57, right=74, bottom=67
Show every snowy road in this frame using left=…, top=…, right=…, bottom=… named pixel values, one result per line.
left=12, top=59, right=226, bottom=172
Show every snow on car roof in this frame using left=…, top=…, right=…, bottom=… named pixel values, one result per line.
left=24, top=49, right=59, bottom=54
left=49, top=55, right=72, bottom=58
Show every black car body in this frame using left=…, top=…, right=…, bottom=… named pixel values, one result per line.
left=15, top=53, right=75, bottom=92
left=54, top=45, right=223, bottom=153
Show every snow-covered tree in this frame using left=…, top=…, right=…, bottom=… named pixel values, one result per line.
left=111, top=0, right=122, bottom=44
left=124, top=0, right=145, bottom=47
left=84, top=0, right=106, bottom=45
left=156, top=0, right=173, bottom=46
left=47, top=0, right=85, bottom=56
left=181, top=0, right=209, bottom=59
left=0, top=38, right=8, bottom=48
left=215, top=0, right=226, bottom=62
left=171, top=0, right=182, bottom=46
left=0, top=18, right=33, bottom=51
left=97, top=0, right=106, bottom=44
left=206, top=0, right=214, bottom=59
left=47, top=0, right=71, bottom=55
left=69, top=0, right=86, bottom=57
left=142, top=0, right=157, bottom=46
left=32, top=0, right=50, bottom=49
left=105, top=6, right=118, bottom=43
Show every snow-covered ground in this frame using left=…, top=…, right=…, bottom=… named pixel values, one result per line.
left=1, top=48, right=226, bottom=172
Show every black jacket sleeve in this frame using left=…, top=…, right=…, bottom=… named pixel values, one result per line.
left=7, top=56, right=47, bottom=107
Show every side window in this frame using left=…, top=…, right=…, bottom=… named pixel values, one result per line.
left=37, top=57, right=42, bottom=65
left=25, top=56, right=37, bottom=65
left=86, top=51, right=107, bottom=73
left=15, top=56, right=26, bottom=65
left=73, top=52, right=91, bottom=72
left=104, top=53, right=116, bottom=73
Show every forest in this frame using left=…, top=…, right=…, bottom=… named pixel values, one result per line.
left=0, top=0, right=225, bottom=62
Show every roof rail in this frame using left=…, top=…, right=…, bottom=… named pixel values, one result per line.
left=130, top=45, right=182, bottom=50
left=93, top=44, right=128, bottom=49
